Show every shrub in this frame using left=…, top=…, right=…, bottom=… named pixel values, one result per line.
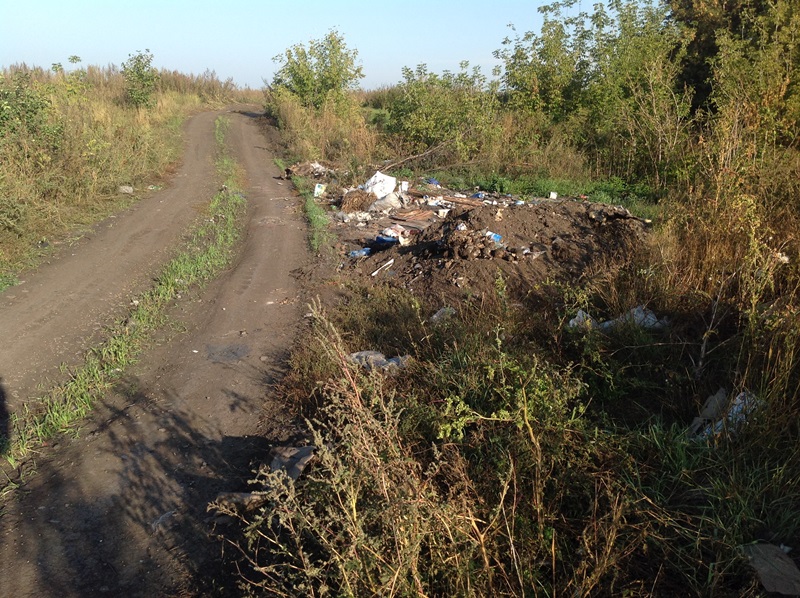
left=271, top=29, right=363, bottom=110
left=121, top=49, right=159, bottom=108
left=386, top=62, right=501, bottom=164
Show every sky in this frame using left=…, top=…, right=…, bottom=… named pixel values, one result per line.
left=1, top=0, right=546, bottom=90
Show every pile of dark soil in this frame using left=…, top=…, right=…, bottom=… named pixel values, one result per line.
left=345, top=200, right=649, bottom=304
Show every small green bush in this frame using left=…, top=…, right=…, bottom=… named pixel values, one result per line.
left=271, top=29, right=363, bottom=110
left=121, top=49, right=159, bottom=108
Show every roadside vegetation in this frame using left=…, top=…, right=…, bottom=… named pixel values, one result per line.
left=223, top=1, right=800, bottom=596
left=0, top=52, right=259, bottom=287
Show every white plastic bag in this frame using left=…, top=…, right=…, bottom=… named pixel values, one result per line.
left=364, top=171, right=397, bottom=199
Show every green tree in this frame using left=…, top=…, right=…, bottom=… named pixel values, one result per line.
left=496, top=0, right=693, bottom=185
left=271, top=30, right=363, bottom=110
left=388, top=62, right=500, bottom=162
left=122, top=49, right=159, bottom=109
left=668, top=0, right=775, bottom=111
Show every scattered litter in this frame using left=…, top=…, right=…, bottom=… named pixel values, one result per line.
left=775, top=251, right=790, bottom=265
left=364, top=171, right=397, bottom=199
left=368, top=192, right=404, bottom=213
left=426, top=177, right=441, bottom=187
left=568, top=310, right=597, bottom=330
left=381, top=224, right=412, bottom=246
left=391, top=208, right=435, bottom=225
left=371, top=258, right=395, bottom=277
left=349, top=247, right=372, bottom=258
left=484, top=230, right=503, bottom=244
left=430, top=306, right=456, bottom=324
left=341, top=189, right=375, bottom=212
left=214, top=491, right=269, bottom=511
left=313, top=183, right=327, bottom=198
left=740, top=543, right=800, bottom=595
left=335, top=211, right=372, bottom=223
left=285, top=161, right=332, bottom=179
left=567, top=305, right=668, bottom=331
left=400, top=181, right=409, bottom=193
left=213, top=446, right=317, bottom=512
left=349, top=350, right=410, bottom=372
left=599, top=305, right=668, bottom=330
left=688, top=388, right=728, bottom=438
left=118, top=185, right=134, bottom=195
left=335, top=199, right=649, bottom=307
left=375, top=234, right=399, bottom=245
left=523, top=249, right=546, bottom=259
left=691, top=389, right=760, bottom=439
left=270, top=445, right=316, bottom=481
left=147, top=185, right=162, bottom=191
left=150, top=510, right=176, bottom=532
left=549, top=191, right=558, bottom=200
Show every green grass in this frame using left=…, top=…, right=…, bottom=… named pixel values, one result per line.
left=292, top=174, right=332, bottom=252
left=0, top=272, right=18, bottom=292
left=2, top=115, right=246, bottom=469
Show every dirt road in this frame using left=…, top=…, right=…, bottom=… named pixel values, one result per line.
left=0, top=109, right=307, bottom=596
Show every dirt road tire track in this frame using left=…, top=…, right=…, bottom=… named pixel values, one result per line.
left=0, top=108, right=307, bottom=596
left=0, top=110, right=222, bottom=414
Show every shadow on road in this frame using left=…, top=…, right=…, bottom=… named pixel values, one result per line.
left=0, top=375, right=276, bottom=597
left=0, top=378, right=8, bottom=453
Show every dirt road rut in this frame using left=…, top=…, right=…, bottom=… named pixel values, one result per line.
left=0, top=109, right=307, bottom=596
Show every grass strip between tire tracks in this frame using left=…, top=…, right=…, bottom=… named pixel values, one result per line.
left=2, top=115, right=246, bottom=472
left=292, top=175, right=332, bottom=253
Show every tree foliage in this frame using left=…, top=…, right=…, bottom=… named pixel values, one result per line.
left=494, top=0, right=694, bottom=185
left=271, top=30, right=363, bottom=110
left=389, top=62, right=500, bottom=162
left=122, top=50, right=159, bottom=109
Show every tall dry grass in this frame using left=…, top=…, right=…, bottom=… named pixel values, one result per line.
left=266, top=88, right=380, bottom=182
left=0, top=62, right=254, bottom=276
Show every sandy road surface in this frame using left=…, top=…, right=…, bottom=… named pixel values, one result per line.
left=0, top=108, right=307, bottom=596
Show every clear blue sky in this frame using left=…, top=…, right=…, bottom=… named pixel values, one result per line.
left=1, top=0, right=546, bottom=89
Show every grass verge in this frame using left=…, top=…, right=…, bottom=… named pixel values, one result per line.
left=292, top=175, right=333, bottom=253
left=1, top=115, right=246, bottom=469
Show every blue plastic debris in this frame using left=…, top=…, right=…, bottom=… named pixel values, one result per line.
left=375, top=235, right=400, bottom=245
left=484, top=231, right=503, bottom=244
left=471, top=192, right=486, bottom=199
left=349, top=248, right=372, bottom=258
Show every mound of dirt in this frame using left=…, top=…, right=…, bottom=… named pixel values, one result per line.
left=344, top=200, right=649, bottom=304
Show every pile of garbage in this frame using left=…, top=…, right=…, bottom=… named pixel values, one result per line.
left=288, top=164, right=650, bottom=304
left=330, top=173, right=648, bottom=304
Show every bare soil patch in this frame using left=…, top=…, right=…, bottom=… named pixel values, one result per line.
left=338, top=195, right=648, bottom=305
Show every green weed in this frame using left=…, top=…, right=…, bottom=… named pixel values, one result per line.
left=291, top=175, right=332, bottom=253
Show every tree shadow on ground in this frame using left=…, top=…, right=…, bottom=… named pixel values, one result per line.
left=0, top=378, right=8, bottom=453
left=0, top=373, right=290, bottom=597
